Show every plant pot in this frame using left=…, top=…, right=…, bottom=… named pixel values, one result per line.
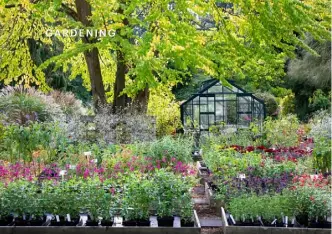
left=181, top=219, right=194, bottom=227
left=101, top=220, right=114, bottom=226
left=136, top=219, right=150, bottom=226
left=29, top=218, right=44, bottom=226
left=296, top=214, right=309, bottom=227
left=0, top=220, right=9, bottom=226
left=86, top=220, right=99, bottom=226
left=14, top=219, right=28, bottom=226
left=52, top=221, right=66, bottom=226
left=157, top=217, right=174, bottom=227
left=122, top=220, right=137, bottom=226
left=64, top=217, right=79, bottom=227
left=51, top=216, right=65, bottom=226
left=323, top=221, right=331, bottom=229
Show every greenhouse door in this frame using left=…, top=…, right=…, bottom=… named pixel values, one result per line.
left=236, top=94, right=253, bottom=127
left=199, top=94, right=215, bottom=131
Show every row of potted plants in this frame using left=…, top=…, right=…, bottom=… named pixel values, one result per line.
left=0, top=169, right=196, bottom=227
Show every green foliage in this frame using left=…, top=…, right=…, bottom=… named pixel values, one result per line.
left=229, top=193, right=293, bottom=222
left=132, top=135, right=193, bottom=163
left=263, top=115, right=300, bottom=147
left=0, top=171, right=194, bottom=221
left=287, top=38, right=331, bottom=91
left=0, top=86, right=64, bottom=125
left=312, top=135, right=331, bottom=174
left=0, top=89, right=49, bottom=125
left=285, top=37, right=331, bottom=119
left=0, top=0, right=330, bottom=103
left=0, top=122, right=67, bottom=163
left=147, top=86, right=181, bottom=136
left=121, top=170, right=194, bottom=219
left=309, top=90, right=331, bottom=112
left=203, top=148, right=262, bottom=177
left=254, top=92, right=278, bottom=116
left=280, top=93, right=296, bottom=116
left=0, top=180, right=39, bottom=218
left=286, top=185, right=331, bottom=222
left=229, top=185, right=331, bottom=224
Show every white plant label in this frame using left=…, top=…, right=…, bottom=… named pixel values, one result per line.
left=237, top=174, right=246, bottom=180
left=291, top=217, right=295, bottom=224
left=46, top=214, right=54, bottom=222
left=173, top=216, right=181, bottom=227
left=66, top=214, right=71, bottom=222
left=149, top=216, right=158, bottom=227
left=230, top=215, right=236, bottom=224
left=113, top=216, right=123, bottom=227
left=59, top=170, right=67, bottom=176
left=69, top=165, right=76, bottom=170
left=84, top=151, right=92, bottom=156
left=56, top=215, right=60, bottom=222
left=79, top=214, right=88, bottom=226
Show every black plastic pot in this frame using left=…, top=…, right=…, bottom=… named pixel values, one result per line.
left=0, top=220, right=8, bottom=226
left=122, top=220, right=137, bottom=226
left=64, top=217, right=79, bottom=227
left=136, top=219, right=150, bottom=226
left=308, top=220, right=331, bottom=229
left=86, top=220, right=99, bottom=226
left=296, top=214, right=309, bottom=227
left=181, top=219, right=194, bottom=227
left=29, top=219, right=45, bottom=226
left=157, top=217, right=174, bottom=227
left=51, top=216, right=66, bottom=226
left=101, top=220, right=114, bottom=226
left=14, top=219, right=28, bottom=226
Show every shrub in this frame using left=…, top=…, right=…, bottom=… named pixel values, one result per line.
left=132, top=135, right=193, bottom=163
left=263, top=115, right=300, bottom=147
left=0, top=122, right=67, bottom=163
left=94, top=105, right=156, bottom=144
left=0, top=86, right=64, bottom=125
left=280, top=93, right=296, bottom=116
left=254, top=92, right=279, bottom=117
left=309, top=90, right=331, bottom=112
left=309, top=111, right=331, bottom=173
left=148, top=87, right=182, bottom=137
left=49, top=90, right=85, bottom=117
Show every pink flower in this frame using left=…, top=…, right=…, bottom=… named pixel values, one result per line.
left=83, top=169, right=90, bottom=179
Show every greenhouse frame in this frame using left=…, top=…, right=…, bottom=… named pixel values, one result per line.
left=180, top=79, right=266, bottom=132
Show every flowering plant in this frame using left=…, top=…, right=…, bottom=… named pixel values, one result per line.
left=287, top=174, right=331, bottom=224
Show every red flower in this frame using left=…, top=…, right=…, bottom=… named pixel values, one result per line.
left=310, top=196, right=315, bottom=202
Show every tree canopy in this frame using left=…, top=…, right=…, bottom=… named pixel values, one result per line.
left=0, top=0, right=330, bottom=110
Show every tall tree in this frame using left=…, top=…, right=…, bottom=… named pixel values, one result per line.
left=0, top=0, right=330, bottom=111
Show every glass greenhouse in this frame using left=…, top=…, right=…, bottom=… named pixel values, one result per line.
left=180, top=79, right=266, bottom=132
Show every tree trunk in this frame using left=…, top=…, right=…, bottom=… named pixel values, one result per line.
left=83, top=48, right=106, bottom=108
left=113, top=50, right=129, bottom=111
left=74, top=0, right=106, bottom=108
left=133, top=86, right=149, bottom=113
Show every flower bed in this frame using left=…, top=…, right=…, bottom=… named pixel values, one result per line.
left=200, top=116, right=331, bottom=229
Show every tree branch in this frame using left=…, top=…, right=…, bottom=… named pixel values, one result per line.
left=60, top=3, right=79, bottom=21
